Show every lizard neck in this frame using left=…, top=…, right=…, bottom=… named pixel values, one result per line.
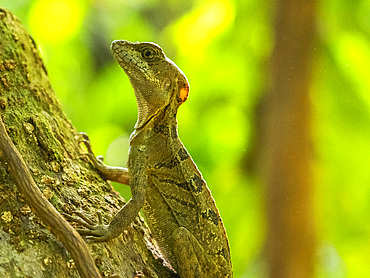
left=133, top=87, right=156, bottom=129
left=130, top=101, right=179, bottom=144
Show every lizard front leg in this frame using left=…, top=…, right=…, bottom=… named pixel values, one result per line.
left=65, top=162, right=147, bottom=242
left=173, top=227, right=220, bottom=278
left=78, top=132, right=130, bottom=185
left=64, top=134, right=147, bottom=241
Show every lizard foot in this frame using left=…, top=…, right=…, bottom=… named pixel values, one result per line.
left=77, top=132, right=105, bottom=169
left=62, top=210, right=114, bottom=242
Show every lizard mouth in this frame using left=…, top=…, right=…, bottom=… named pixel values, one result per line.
left=110, top=40, right=135, bottom=71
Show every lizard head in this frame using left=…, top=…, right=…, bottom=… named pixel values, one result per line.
left=111, top=40, right=189, bottom=129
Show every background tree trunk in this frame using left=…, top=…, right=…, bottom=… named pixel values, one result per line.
left=263, top=0, right=316, bottom=277
left=0, top=8, right=176, bottom=278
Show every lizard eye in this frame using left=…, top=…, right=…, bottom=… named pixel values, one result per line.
left=142, top=48, right=155, bottom=60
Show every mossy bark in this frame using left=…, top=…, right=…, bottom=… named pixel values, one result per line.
left=0, top=8, right=175, bottom=278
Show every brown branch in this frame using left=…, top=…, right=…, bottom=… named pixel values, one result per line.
left=264, top=0, right=317, bottom=277
left=0, top=116, right=101, bottom=278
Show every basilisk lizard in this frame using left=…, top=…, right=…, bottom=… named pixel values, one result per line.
left=68, top=40, right=233, bottom=277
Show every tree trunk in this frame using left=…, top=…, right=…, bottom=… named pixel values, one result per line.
left=264, top=0, right=316, bottom=277
left=0, top=8, right=176, bottom=278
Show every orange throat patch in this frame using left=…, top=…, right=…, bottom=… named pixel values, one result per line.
left=179, top=84, right=189, bottom=104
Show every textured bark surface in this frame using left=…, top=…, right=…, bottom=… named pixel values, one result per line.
left=263, top=0, right=316, bottom=277
left=0, top=8, right=175, bottom=278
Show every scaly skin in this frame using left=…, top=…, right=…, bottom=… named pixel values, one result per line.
left=69, top=40, right=233, bottom=277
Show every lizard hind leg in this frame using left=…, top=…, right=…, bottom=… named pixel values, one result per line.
left=172, top=227, right=218, bottom=278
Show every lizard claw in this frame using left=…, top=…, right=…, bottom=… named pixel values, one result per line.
left=77, top=132, right=106, bottom=170
left=77, top=132, right=96, bottom=157
left=62, top=211, right=113, bottom=242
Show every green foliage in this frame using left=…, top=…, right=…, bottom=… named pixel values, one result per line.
left=1, top=0, right=369, bottom=277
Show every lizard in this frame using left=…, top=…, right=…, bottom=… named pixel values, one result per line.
left=68, top=40, right=233, bottom=277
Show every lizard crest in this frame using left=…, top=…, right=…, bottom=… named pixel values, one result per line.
left=111, top=40, right=189, bottom=129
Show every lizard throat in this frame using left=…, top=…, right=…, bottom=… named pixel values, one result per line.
left=135, top=101, right=176, bottom=131
left=133, top=86, right=160, bottom=129
left=134, top=93, right=150, bottom=129
left=134, top=86, right=178, bottom=130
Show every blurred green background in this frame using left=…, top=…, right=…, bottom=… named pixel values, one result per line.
left=1, top=0, right=370, bottom=277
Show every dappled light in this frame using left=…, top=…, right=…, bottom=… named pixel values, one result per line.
left=28, top=0, right=85, bottom=42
